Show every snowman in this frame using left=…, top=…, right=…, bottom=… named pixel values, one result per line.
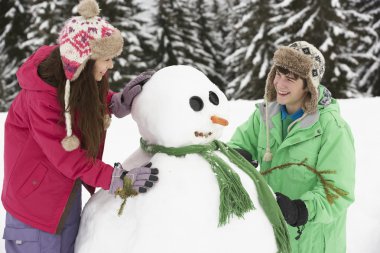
left=75, top=65, right=290, bottom=253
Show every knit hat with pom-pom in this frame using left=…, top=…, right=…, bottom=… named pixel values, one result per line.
left=58, top=0, right=123, bottom=151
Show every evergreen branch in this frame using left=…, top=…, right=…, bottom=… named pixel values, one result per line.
left=261, top=159, right=348, bottom=204
left=114, top=177, right=138, bottom=216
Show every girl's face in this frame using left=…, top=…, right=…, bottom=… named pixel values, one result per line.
left=273, top=69, right=307, bottom=114
left=93, top=58, right=114, bottom=81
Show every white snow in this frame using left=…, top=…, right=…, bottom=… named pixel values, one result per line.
left=268, top=7, right=310, bottom=35
left=1, top=95, right=380, bottom=252
left=5, top=8, right=16, bottom=18
left=296, top=8, right=319, bottom=37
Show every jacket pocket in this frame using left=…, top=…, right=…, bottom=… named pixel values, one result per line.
left=3, top=227, right=40, bottom=252
left=289, top=143, right=319, bottom=173
left=18, top=162, right=48, bottom=198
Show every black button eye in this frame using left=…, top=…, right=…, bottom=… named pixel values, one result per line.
left=189, top=96, right=204, bottom=111
left=209, top=91, right=219, bottom=105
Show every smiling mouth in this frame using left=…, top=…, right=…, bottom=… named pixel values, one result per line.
left=194, top=131, right=213, bottom=138
left=278, top=91, right=290, bottom=96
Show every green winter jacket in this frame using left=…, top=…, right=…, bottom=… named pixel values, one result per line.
left=229, top=86, right=355, bottom=253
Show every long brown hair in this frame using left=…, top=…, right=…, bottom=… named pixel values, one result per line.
left=38, top=47, right=109, bottom=158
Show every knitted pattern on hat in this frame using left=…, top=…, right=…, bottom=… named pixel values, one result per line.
left=58, top=0, right=123, bottom=81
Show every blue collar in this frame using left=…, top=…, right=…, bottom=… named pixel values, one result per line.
left=280, top=105, right=304, bottom=121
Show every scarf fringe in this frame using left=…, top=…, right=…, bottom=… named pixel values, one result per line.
left=203, top=153, right=255, bottom=226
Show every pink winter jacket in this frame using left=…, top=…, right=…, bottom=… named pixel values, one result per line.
left=2, top=45, right=115, bottom=234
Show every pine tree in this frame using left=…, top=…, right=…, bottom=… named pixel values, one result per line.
left=211, top=0, right=230, bottom=92
left=225, top=0, right=275, bottom=100
left=193, top=0, right=225, bottom=90
left=100, top=0, right=156, bottom=91
left=225, top=0, right=378, bottom=99
left=154, top=0, right=226, bottom=91
left=223, top=0, right=242, bottom=97
left=23, top=0, right=76, bottom=53
left=154, top=0, right=194, bottom=67
left=0, top=0, right=31, bottom=111
left=352, top=0, right=380, bottom=96
left=266, top=0, right=371, bottom=98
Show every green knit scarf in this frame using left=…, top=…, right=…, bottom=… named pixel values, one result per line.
left=140, top=138, right=291, bottom=253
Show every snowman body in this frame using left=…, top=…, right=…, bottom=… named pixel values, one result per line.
left=75, top=65, right=278, bottom=253
left=75, top=151, right=277, bottom=253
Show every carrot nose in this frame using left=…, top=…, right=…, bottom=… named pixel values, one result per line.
left=211, top=115, right=229, bottom=126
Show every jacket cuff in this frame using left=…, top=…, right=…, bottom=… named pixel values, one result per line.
left=301, top=193, right=316, bottom=222
left=294, top=199, right=308, bottom=226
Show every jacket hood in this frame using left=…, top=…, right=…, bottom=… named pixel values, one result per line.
left=16, top=45, right=59, bottom=94
left=317, top=85, right=339, bottom=115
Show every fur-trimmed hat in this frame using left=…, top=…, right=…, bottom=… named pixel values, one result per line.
left=58, top=0, right=124, bottom=151
left=264, top=41, right=325, bottom=114
left=262, top=41, right=325, bottom=162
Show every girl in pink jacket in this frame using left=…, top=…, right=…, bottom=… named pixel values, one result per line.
left=1, top=1, right=158, bottom=252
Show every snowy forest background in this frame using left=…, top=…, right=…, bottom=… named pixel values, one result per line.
left=0, top=0, right=379, bottom=111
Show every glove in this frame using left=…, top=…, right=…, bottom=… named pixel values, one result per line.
left=275, top=192, right=308, bottom=227
left=110, top=70, right=155, bottom=118
left=234, top=148, right=258, bottom=168
left=109, top=162, right=159, bottom=194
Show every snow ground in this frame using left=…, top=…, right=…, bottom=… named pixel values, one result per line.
left=1, top=97, right=380, bottom=252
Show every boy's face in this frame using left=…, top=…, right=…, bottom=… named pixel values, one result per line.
left=273, top=68, right=307, bottom=114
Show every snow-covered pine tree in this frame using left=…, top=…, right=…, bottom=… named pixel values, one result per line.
left=223, top=0, right=242, bottom=97
left=154, top=0, right=226, bottom=91
left=154, top=0, right=195, bottom=67
left=267, top=0, right=370, bottom=98
left=98, top=0, right=156, bottom=91
left=212, top=0, right=229, bottom=40
left=23, top=0, right=76, bottom=54
left=352, top=0, right=380, bottom=96
left=225, top=0, right=275, bottom=100
left=211, top=0, right=230, bottom=92
left=193, top=0, right=226, bottom=91
left=0, top=0, right=32, bottom=111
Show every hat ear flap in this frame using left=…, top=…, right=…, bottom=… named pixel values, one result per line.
left=264, top=66, right=277, bottom=102
left=302, top=77, right=319, bottom=114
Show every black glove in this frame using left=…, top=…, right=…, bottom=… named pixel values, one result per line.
left=275, top=192, right=308, bottom=227
left=234, top=148, right=258, bottom=168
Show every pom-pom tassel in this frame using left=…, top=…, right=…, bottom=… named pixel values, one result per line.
left=263, top=149, right=273, bottom=162
left=61, top=135, right=80, bottom=151
left=78, top=0, right=100, bottom=19
left=104, top=114, right=111, bottom=130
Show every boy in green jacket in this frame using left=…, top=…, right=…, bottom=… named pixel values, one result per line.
left=229, top=41, right=355, bottom=253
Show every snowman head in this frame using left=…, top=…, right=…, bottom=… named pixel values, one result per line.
left=131, top=65, right=229, bottom=147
